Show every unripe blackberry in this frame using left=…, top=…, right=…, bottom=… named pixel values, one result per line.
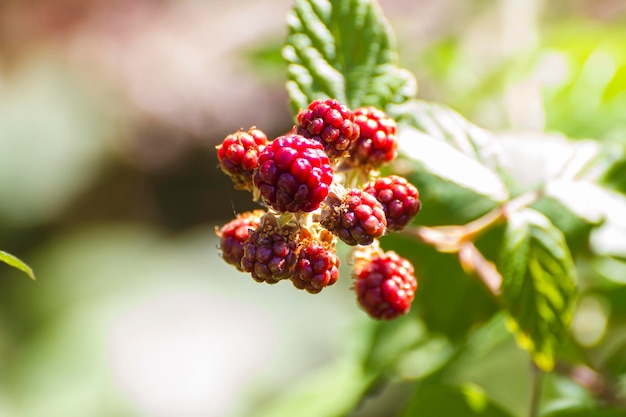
left=240, top=215, right=298, bottom=284
left=253, top=134, right=333, bottom=213
left=364, top=175, right=421, bottom=231
left=349, top=107, right=397, bottom=168
left=321, top=189, right=387, bottom=246
left=291, top=230, right=340, bottom=294
left=353, top=251, right=417, bottom=320
left=215, top=210, right=264, bottom=270
left=296, top=98, right=360, bottom=160
left=217, top=127, right=268, bottom=190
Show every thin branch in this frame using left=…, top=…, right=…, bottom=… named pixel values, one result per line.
left=458, top=242, right=502, bottom=296
left=529, top=363, right=543, bottom=417
left=554, top=361, right=626, bottom=408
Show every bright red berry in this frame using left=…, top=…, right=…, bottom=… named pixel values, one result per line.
left=296, top=99, right=360, bottom=160
left=364, top=175, right=421, bottom=231
left=353, top=251, right=417, bottom=320
left=253, top=134, right=333, bottom=213
left=217, top=127, right=268, bottom=190
left=291, top=230, right=340, bottom=294
left=349, top=107, right=397, bottom=168
left=240, top=215, right=298, bottom=284
left=321, top=189, right=387, bottom=246
left=215, top=210, right=264, bottom=270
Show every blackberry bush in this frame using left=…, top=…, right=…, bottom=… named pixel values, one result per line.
left=211, top=0, right=624, bottom=415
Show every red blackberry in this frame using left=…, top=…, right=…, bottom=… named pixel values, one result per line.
left=321, top=189, right=387, bottom=246
left=253, top=134, right=333, bottom=213
left=215, top=210, right=264, bottom=270
left=240, top=215, right=298, bottom=284
left=217, top=127, right=268, bottom=190
left=354, top=251, right=417, bottom=320
left=349, top=107, right=397, bottom=168
left=364, top=175, right=421, bottom=231
left=296, top=99, right=360, bottom=160
left=291, top=230, right=340, bottom=294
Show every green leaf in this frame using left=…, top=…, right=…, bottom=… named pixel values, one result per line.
left=402, top=383, right=514, bottom=417
left=531, top=196, right=598, bottom=256
left=391, top=100, right=506, bottom=173
left=0, top=250, right=35, bottom=280
left=392, top=126, right=508, bottom=226
left=396, top=127, right=507, bottom=201
left=283, top=0, right=416, bottom=114
left=499, top=209, right=577, bottom=371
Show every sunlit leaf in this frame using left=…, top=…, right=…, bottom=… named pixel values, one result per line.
left=0, top=250, right=35, bottom=280
left=499, top=209, right=577, bottom=370
left=393, top=127, right=508, bottom=226
left=392, top=100, right=506, bottom=173
left=283, top=0, right=416, bottom=115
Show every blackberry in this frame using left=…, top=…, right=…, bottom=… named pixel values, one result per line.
left=253, top=134, right=333, bottom=213
left=291, top=230, right=340, bottom=294
left=364, top=175, right=421, bottom=231
left=349, top=107, right=397, bottom=168
left=321, top=188, right=387, bottom=246
left=354, top=251, right=417, bottom=320
left=215, top=210, right=264, bottom=270
left=240, top=214, right=298, bottom=284
left=296, top=99, right=360, bottom=160
left=217, top=127, right=268, bottom=190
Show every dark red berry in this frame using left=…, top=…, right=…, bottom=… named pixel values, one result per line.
left=354, top=251, right=417, bottom=320
left=296, top=99, right=360, bottom=160
left=364, top=175, right=421, bottom=231
left=240, top=215, right=298, bottom=284
left=349, top=107, right=397, bottom=168
left=253, top=134, right=333, bottom=213
left=215, top=210, right=264, bottom=270
left=321, top=189, right=387, bottom=246
left=217, top=127, right=268, bottom=190
left=291, top=230, right=339, bottom=294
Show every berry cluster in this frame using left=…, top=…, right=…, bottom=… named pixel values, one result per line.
left=216, top=98, right=421, bottom=320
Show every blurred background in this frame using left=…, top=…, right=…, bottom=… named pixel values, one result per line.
left=0, top=0, right=625, bottom=416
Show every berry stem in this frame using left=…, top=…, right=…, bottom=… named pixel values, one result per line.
left=529, top=362, right=543, bottom=417
left=405, top=188, right=543, bottom=253
left=458, top=242, right=502, bottom=296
